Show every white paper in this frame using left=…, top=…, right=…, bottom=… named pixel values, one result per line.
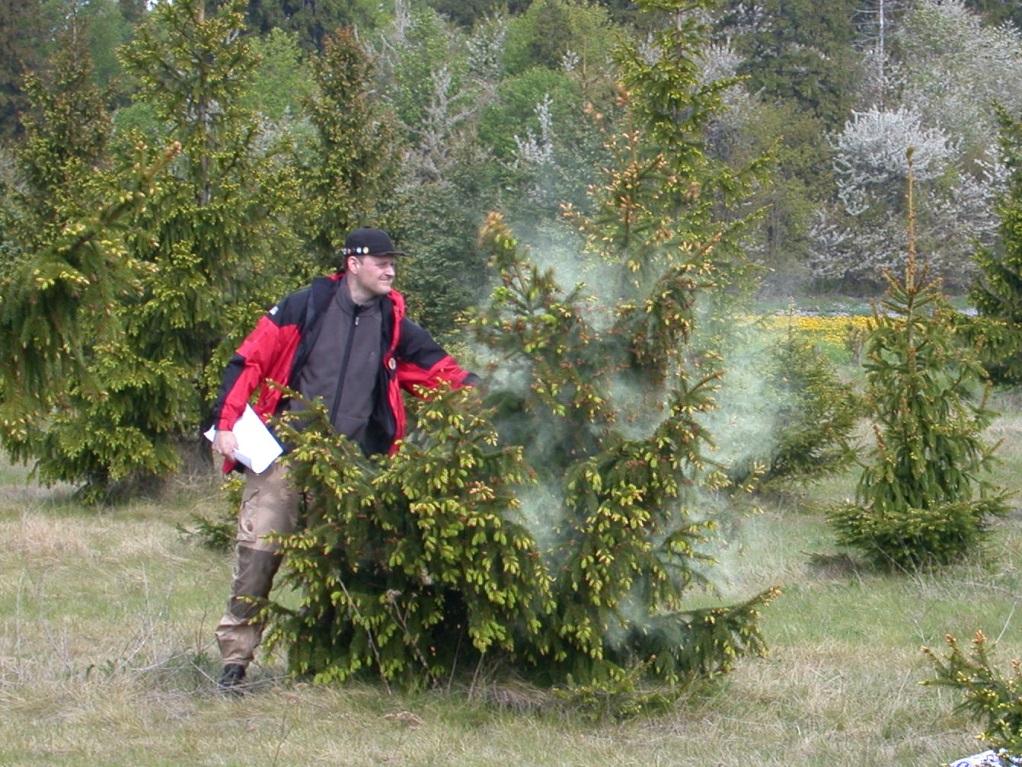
left=204, top=405, right=283, bottom=474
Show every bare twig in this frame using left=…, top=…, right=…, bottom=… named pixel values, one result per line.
left=336, top=577, right=391, bottom=695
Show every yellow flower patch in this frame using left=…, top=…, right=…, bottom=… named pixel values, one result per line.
left=759, top=314, right=872, bottom=348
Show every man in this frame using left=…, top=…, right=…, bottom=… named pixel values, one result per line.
left=208, top=227, right=477, bottom=693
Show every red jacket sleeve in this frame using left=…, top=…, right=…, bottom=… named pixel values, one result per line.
left=211, top=308, right=300, bottom=431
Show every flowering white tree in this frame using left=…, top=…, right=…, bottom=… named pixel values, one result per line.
left=854, top=0, right=905, bottom=108
left=832, top=106, right=956, bottom=215
left=465, top=14, right=508, bottom=87
left=509, top=93, right=559, bottom=207
left=895, top=0, right=1022, bottom=154
left=400, top=66, right=478, bottom=186
left=808, top=0, right=1020, bottom=289
left=700, top=38, right=754, bottom=130
left=805, top=0, right=1021, bottom=290
left=810, top=105, right=1004, bottom=287
left=512, top=93, right=555, bottom=169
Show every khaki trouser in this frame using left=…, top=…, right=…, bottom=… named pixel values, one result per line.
left=215, top=461, right=300, bottom=667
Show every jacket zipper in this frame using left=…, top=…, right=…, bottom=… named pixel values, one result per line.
left=329, top=306, right=360, bottom=426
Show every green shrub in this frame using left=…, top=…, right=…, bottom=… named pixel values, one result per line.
left=265, top=388, right=554, bottom=689
left=829, top=498, right=1006, bottom=570
left=177, top=474, right=241, bottom=552
left=731, top=329, right=860, bottom=488
left=264, top=384, right=778, bottom=692
left=924, top=631, right=1022, bottom=755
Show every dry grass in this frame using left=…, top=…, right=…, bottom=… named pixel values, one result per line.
left=2, top=411, right=1021, bottom=767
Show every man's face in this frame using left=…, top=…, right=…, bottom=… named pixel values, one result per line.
left=347, top=254, right=396, bottom=298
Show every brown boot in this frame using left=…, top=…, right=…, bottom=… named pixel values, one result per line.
left=218, top=663, right=247, bottom=695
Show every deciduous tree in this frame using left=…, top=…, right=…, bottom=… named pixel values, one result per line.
left=809, top=105, right=1003, bottom=290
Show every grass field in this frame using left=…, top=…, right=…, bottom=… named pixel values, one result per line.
left=2, top=377, right=1021, bottom=765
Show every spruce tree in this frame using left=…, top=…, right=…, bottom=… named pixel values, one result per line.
left=830, top=150, right=1009, bottom=569
left=971, top=105, right=1022, bottom=385
left=0, top=30, right=174, bottom=474
left=7, top=0, right=296, bottom=499
left=297, top=27, right=401, bottom=272
left=267, top=389, right=554, bottom=689
left=924, top=631, right=1022, bottom=755
left=12, top=33, right=110, bottom=231
left=266, top=0, right=778, bottom=700
left=0, top=0, right=59, bottom=138
left=729, top=328, right=860, bottom=489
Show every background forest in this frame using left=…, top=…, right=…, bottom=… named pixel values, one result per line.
left=4, top=0, right=1022, bottom=494
left=5, top=1, right=1022, bottom=765
left=6, top=0, right=1022, bottom=295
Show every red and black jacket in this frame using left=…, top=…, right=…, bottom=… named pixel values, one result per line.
left=210, top=273, right=476, bottom=471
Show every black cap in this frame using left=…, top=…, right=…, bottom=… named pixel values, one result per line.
left=342, top=228, right=405, bottom=258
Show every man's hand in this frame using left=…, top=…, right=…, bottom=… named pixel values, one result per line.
left=212, top=430, right=239, bottom=459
